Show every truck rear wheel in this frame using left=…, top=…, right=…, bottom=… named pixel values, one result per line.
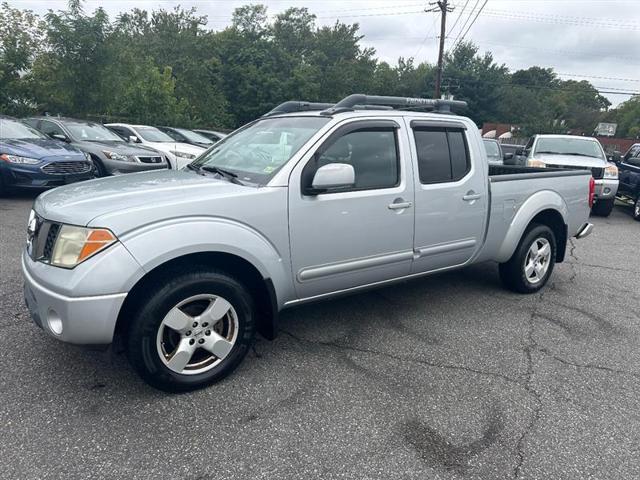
left=591, top=198, right=614, bottom=217
left=499, top=224, right=556, bottom=294
left=126, top=268, right=255, bottom=392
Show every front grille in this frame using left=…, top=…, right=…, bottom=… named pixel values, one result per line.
left=590, top=167, right=604, bottom=179
left=41, top=161, right=93, bottom=175
left=28, top=216, right=61, bottom=262
left=42, top=224, right=60, bottom=260
left=137, top=156, right=163, bottom=164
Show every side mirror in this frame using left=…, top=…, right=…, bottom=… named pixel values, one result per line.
left=611, top=151, right=621, bottom=163
left=307, top=163, right=355, bottom=194
left=129, top=135, right=140, bottom=143
left=50, top=133, right=69, bottom=142
left=515, top=147, right=524, bottom=156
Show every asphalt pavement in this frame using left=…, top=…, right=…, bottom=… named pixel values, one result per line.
left=1, top=192, right=639, bottom=480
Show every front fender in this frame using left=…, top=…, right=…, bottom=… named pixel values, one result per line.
left=496, top=190, right=568, bottom=263
left=118, top=216, right=294, bottom=307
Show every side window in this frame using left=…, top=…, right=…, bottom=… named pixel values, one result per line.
left=40, top=120, right=65, bottom=137
left=110, top=126, right=132, bottom=139
left=303, top=127, right=400, bottom=192
left=413, top=128, right=470, bottom=184
left=23, top=118, right=40, bottom=129
left=625, top=145, right=640, bottom=162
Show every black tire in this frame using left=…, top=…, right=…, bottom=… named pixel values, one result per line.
left=633, top=197, right=640, bottom=221
left=499, top=224, right=557, bottom=294
left=126, top=268, right=255, bottom=392
left=92, top=156, right=108, bottom=177
left=591, top=198, right=614, bottom=217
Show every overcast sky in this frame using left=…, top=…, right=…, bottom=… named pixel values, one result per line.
left=11, top=0, right=640, bottom=106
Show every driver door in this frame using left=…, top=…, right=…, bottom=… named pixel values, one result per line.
left=288, top=119, right=415, bottom=299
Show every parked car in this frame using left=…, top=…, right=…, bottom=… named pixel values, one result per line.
left=193, top=129, right=228, bottom=143
left=482, top=139, right=504, bottom=165
left=0, top=116, right=94, bottom=194
left=615, top=143, right=640, bottom=220
left=157, top=126, right=215, bottom=149
left=23, top=117, right=168, bottom=177
left=521, top=134, right=618, bottom=216
left=500, top=143, right=524, bottom=165
left=105, top=123, right=204, bottom=169
left=22, top=94, right=594, bottom=392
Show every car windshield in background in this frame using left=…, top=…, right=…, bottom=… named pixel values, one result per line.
left=65, top=122, right=124, bottom=142
left=176, top=128, right=214, bottom=144
left=191, top=117, right=330, bottom=184
left=483, top=140, right=500, bottom=157
left=0, top=119, right=47, bottom=140
left=534, top=138, right=604, bottom=159
left=137, top=127, right=176, bottom=143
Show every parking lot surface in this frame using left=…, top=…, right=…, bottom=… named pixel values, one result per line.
left=1, top=193, right=639, bottom=480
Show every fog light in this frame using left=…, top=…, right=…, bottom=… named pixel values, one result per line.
left=47, top=309, right=63, bottom=335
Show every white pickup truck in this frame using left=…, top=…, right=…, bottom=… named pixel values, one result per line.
left=23, top=95, right=594, bottom=391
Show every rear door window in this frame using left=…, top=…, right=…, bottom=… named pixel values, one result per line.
left=413, top=127, right=470, bottom=184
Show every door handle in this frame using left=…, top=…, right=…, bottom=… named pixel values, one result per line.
left=462, top=192, right=481, bottom=202
left=388, top=201, right=412, bottom=210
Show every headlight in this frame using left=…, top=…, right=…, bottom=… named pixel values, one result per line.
left=50, top=225, right=117, bottom=268
left=0, top=153, right=41, bottom=165
left=102, top=151, right=135, bottom=162
left=170, top=151, right=196, bottom=160
left=527, top=159, right=546, bottom=168
left=604, top=163, right=618, bottom=179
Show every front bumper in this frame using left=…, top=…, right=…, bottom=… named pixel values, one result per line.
left=103, top=158, right=168, bottom=175
left=0, top=163, right=94, bottom=189
left=594, top=178, right=618, bottom=200
left=21, top=240, right=144, bottom=344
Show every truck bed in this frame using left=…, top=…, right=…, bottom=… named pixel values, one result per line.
left=488, top=164, right=591, bottom=180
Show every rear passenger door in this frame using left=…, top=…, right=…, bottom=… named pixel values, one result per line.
left=408, top=119, right=488, bottom=274
left=619, top=145, right=640, bottom=196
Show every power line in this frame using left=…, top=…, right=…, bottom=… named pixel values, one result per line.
left=450, top=0, right=488, bottom=50
left=448, top=0, right=479, bottom=49
left=446, top=0, right=470, bottom=36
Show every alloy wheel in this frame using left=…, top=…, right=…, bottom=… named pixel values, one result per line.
left=524, top=237, right=551, bottom=285
left=156, top=294, right=238, bottom=375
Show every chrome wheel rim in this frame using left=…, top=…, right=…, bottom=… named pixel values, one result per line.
left=156, top=294, right=238, bottom=375
left=635, top=199, right=640, bottom=218
left=524, top=237, right=551, bottom=285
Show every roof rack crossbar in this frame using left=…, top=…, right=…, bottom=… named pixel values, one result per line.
left=264, top=101, right=335, bottom=117
left=321, top=94, right=467, bottom=115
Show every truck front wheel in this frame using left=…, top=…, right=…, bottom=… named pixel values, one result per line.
left=591, top=198, right=614, bottom=217
left=126, top=268, right=255, bottom=392
left=499, top=224, right=557, bottom=294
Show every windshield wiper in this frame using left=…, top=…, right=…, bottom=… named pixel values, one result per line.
left=200, top=165, right=245, bottom=185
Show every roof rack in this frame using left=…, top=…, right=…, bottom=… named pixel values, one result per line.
left=322, top=94, right=467, bottom=115
left=264, top=94, right=467, bottom=117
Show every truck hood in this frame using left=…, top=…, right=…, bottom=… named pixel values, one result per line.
left=34, top=169, right=250, bottom=227
left=0, top=138, right=84, bottom=160
left=533, top=153, right=606, bottom=168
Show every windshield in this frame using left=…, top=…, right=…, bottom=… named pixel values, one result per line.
left=0, top=119, right=46, bottom=140
left=64, top=122, right=124, bottom=142
left=191, top=116, right=330, bottom=184
left=483, top=140, right=500, bottom=157
left=534, top=137, right=604, bottom=159
left=137, top=127, right=176, bottom=143
left=175, top=128, right=213, bottom=144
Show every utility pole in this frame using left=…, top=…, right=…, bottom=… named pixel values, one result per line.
left=427, top=0, right=454, bottom=99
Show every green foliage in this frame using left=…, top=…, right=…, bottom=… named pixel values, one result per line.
left=0, top=0, right=635, bottom=137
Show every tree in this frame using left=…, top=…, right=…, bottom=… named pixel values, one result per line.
left=0, top=2, right=44, bottom=115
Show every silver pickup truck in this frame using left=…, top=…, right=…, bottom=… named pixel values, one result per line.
left=22, top=95, right=594, bottom=392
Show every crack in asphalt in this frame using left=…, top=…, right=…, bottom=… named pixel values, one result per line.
left=280, top=329, right=521, bottom=386
left=535, top=345, right=640, bottom=380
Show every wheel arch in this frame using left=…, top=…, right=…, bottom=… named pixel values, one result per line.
left=496, top=190, right=569, bottom=263
left=114, top=251, right=278, bottom=342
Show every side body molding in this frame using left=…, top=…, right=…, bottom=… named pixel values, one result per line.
left=495, top=190, right=568, bottom=263
left=118, top=216, right=295, bottom=309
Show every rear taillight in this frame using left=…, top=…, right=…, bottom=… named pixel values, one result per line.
left=588, top=176, right=595, bottom=208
